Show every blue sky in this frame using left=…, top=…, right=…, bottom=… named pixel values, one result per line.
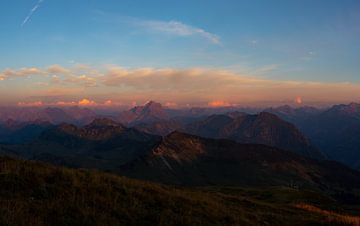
left=0, top=0, right=359, bottom=106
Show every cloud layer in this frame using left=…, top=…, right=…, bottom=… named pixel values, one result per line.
left=1, top=65, right=360, bottom=107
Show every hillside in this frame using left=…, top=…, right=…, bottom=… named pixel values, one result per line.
left=0, top=156, right=359, bottom=226
left=14, top=118, right=161, bottom=171
left=121, top=132, right=360, bottom=194
left=185, top=112, right=324, bottom=159
left=265, top=103, right=360, bottom=169
left=3, top=120, right=358, bottom=194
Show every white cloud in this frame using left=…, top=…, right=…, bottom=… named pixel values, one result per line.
left=136, top=19, right=220, bottom=44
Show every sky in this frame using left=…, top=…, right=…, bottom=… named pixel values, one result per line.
left=0, top=0, right=360, bottom=107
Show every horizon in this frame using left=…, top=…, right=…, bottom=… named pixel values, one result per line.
left=0, top=99, right=358, bottom=111
left=1, top=1, right=360, bottom=107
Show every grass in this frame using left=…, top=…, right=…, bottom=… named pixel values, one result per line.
left=295, top=203, right=360, bottom=226
left=0, top=156, right=359, bottom=226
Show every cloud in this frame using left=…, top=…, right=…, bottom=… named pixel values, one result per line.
left=0, top=66, right=98, bottom=87
left=252, top=64, right=280, bottom=75
left=21, top=0, right=45, bottom=27
left=47, top=64, right=71, bottom=75
left=16, top=99, right=121, bottom=107
left=164, top=102, right=178, bottom=108
left=208, top=101, right=234, bottom=107
left=50, top=75, right=62, bottom=84
left=63, top=74, right=98, bottom=87
left=78, top=98, right=97, bottom=106
left=100, top=67, right=360, bottom=104
left=2, top=65, right=360, bottom=106
left=135, top=19, right=220, bottom=44
left=55, top=101, right=77, bottom=106
left=17, top=101, right=43, bottom=107
left=0, top=67, right=45, bottom=80
left=294, top=96, right=303, bottom=105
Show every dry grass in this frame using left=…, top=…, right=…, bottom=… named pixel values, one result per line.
left=295, top=203, right=360, bottom=226
left=1, top=156, right=360, bottom=226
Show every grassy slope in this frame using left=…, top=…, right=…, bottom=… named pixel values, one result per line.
left=0, top=157, right=359, bottom=226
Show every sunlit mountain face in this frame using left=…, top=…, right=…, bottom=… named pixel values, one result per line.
left=1, top=1, right=360, bottom=225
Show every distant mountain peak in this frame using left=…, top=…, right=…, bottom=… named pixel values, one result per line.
left=268, top=105, right=295, bottom=115
left=185, top=111, right=324, bottom=159
left=342, top=102, right=360, bottom=113
left=142, top=101, right=164, bottom=111
left=118, top=101, right=168, bottom=125
left=327, top=102, right=360, bottom=116
left=145, top=100, right=161, bottom=107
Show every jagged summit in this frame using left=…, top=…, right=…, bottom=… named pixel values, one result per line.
left=327, top=102, right=360, bottom=115
left=118, top=101, right=169, bottom=125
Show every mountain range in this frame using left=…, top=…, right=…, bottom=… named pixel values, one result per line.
left=265, top=103, right=360, bottom=169
left=0, top=118, right=357, bottom=197
left=15, top=118, right=161, bottom=171
left=0, top=103, right=360, bottom=225
left=184, top=112, right=324, bottom=159
left=0, top=101, right=359, bottom=170
left=0, top=106, right=97, bottom=125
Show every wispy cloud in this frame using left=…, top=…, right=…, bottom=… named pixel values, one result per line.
left=0, top=65, right=97, bottom=87
left=92, top=11, right=221, bottom=45
left=0, top=67, right=45, bottom=80
left=21, top=0, right=44, bottom=27
left=135, top=19, right=221, bottom=44
left=252, top=64, right=280, bottom=75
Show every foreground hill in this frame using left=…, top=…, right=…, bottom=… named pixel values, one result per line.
left=0, top=156, right=359, bottom=226
left=122, top=132, right=360, bottom=194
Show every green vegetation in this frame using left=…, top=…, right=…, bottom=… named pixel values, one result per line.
left=0, top=156, right=359, bottom=226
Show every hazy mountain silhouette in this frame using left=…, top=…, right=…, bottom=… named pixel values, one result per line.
left=265, top=103, right=360, bottom=169
left=185, top=112, right=324, bottom=159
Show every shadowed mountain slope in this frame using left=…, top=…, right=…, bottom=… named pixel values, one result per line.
left=265, top=103, right=360, bottom=169
left=17, top=118, right=161, bottom=171
left=121, top=132, right=359, bottom=193
left=185, top=112, right=324, bottom=159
